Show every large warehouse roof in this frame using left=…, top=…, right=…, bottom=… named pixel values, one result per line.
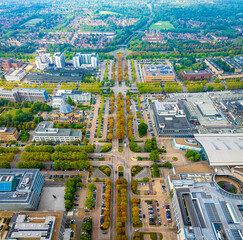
left=195, top=134, right=243, bottom=166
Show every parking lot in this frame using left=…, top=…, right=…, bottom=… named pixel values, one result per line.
left=38, top=186, right=65, bottom=211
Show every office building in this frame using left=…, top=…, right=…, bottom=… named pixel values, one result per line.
left=1, top=59, right=23, bottom=72
left=73, top=52, right=99, bottom=68
left=5, top=70, right=26, bottom=82
left=35, top=53, right=53, bottom=70
left=0, top=127, right=19, bottom=142
left=27, top=72, right=83, bottom=84
left=52, top=102, right=82, bottom=124
left=172, top=138, right=202, bottom=152
left=52, top=90, right=91, bottom=108
left=151, top=101, right=197, bottom=138
left=0, top=88, right=48, bottom=102
left=195, top=134, right=243, bottom=166
left=54, top=52, right=65, bottom=68
left=33, top=121, right=81, bottom=142
left=180, top=70, right=213, bottom=80
left=0, top=211, right=67, bottom=240
left=168, top=177, right=243, bottom=240
left=0, top=169, right=44, bottom=210
left=142, top=64, right=175, bottom=82
left=220, top=99, right=243, bottom=125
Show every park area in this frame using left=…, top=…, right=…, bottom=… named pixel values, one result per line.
left=0, top=108, right=29, bottom=118
left=23, top=18, right=44, bottom=26
left=150, top=21, right=174, bottom=30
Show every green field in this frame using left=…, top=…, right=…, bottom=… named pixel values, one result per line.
left=23, top=18, right=43, bottom=26
left=150, top=21, right=174, bottom=30
left=1, top=108, right=29, bottom=118
left=99, top=11, right=119, bottom=15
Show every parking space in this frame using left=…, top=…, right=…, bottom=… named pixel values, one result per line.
left=38, top=187, right=65, bottom=211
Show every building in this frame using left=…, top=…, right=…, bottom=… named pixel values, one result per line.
left=220, top=99, right=243, bottom=125
left=195, top=134, right=243, bottom=166
left=8, top=214, right=55, bottom=240
left=0, top=211, right=66, bottom=240
left=151, top=101, right=197, bottom=138
left=169, top=178, right=243, bottom=240
left=0, top=169, right=44, bottom=210
left=54, top=52, right=65, bottom=68
left=5, top=70, right=26, bottom=82
left=218, top=71, right=243, bottom=80
left=204, top=58, right=224, bottom=74
left=33, top=121, right=81, bottom=142
left=35, top=53, right=53, bottom=70
left=234, top=56, right=243, bottom=66
left=1, top=59, right=23, bottom=72
left=0, top=88, right=49, bottom=102
left=27, top=72, right=83, bottom=84
left=0, top=127, right=19, bottom=142
left=52, top=102, right=82, bottom=124
left=222, top=57, right=242, bottom=72
left=142, top=30, right=166, bottom=43
left=52, top=90, right=91, bottom=108
left=180, top=70, right=213, bottom=80
left=172, top=138, right=202, bottom=152
left=73, top=52, right=99, bottom=68
left=142, top=64, right=175, bottom=82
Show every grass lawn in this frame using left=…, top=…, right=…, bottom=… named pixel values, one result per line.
left=140, top=232, right=163, bottom=240
left=150, top=21, right=174, bottom=30
left=1, top=108, right=29, bottom=118
left=23, top=18, right=44, bottom=26
left=99, top=11, right=119, bottom=15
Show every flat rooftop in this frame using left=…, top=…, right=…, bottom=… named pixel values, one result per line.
left=0, top=169, right=40, bottom=203
left=34, top=121, right=80, bottom=137
left=172, top=180, right=243, bottom=240
left=182, top=70, right=212, bottom=75
left=174, top=138, right=201, bottom=148
left=174, top=162, right=214, bottom=174
left=0, top=211, right=64, bottom=240
left=143, top=64, right=174, bottom=77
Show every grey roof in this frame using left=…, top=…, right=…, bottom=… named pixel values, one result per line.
left=34, top=121, right=80, bottom=137
left=195, top=134, right=243, bottom=166
left=59, top=103, right=73, bottom=115
left=0, top=169, right=41, bottom=203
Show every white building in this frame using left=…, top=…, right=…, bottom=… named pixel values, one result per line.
left=5, top=70, right=26, bottom=82
left=54, top=52, right=65, bottom=68
left=35, top=53, right=53, bottom=70
left=195, top=134, right=243, bottom=166
left=52, top=90, right=91, bottom=108
left=33, top=121, right=81, bottom=142
left=73, top=53, right=99, bottom=68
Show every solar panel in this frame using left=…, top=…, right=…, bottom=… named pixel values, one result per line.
left=231, top=230, right=243, bottom=240
left=220, top=201, right=234, bottom=223
left=205, top=203, right=221, bottom=222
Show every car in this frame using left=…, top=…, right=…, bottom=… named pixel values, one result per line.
left=76, top=195, right=80, bottom=197
left=163, top=223, right=166, bottom=227
left=102, top=232, right=108, bottom=234
left=143, top=214, right=145, bottom=218
left=74, top=204, right=79, bottom=206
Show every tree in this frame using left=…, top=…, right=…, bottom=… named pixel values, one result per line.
left=67, top=96, right=75, bottom=106
left=149, top=150, right=159, bottom=161
left=101, top=143, right=112, bottom=152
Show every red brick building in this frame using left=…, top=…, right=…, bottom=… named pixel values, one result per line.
left=1, top=59, right=23, bottom=72
left=180, top=70, right=213, bottom=80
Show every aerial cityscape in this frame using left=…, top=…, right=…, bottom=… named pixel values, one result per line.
left=0, top=0, right=242, bottom=240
